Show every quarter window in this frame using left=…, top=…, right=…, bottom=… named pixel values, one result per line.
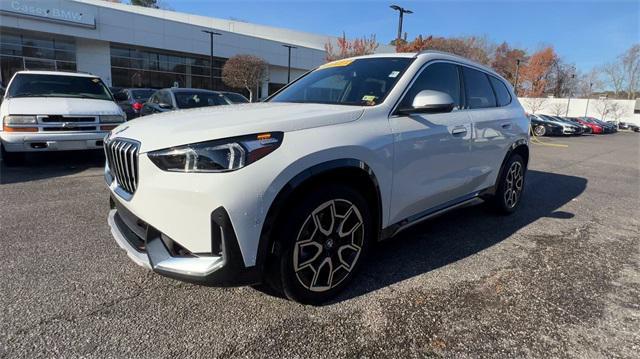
left=489, top=76, right=512, bottom=107
left=462, top=67, right=496, bottom=109
left=399, top=62, right=461, bottom=110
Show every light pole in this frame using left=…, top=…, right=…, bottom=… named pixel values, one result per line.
left=390, top=5, right=413, bottom=43
left=282, top=44, right=297, bottom=83
left=566, top=71, right=576, bottom=116
left=202, top=29, right=222, bottom=90
left=584, top=82, right=593, bottom=117
left=514, top=59, right=522, bottom=96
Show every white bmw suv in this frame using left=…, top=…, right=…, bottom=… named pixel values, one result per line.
left=106, top=51, right=529, bottom=304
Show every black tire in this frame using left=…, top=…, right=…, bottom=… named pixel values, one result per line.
left=0, top=145, right=24, bottom=167
left=533, top=125, right=546, bottom=137
left=267, top=183, right=373, bottom=305
left=490, top=154, right=526, bottom=215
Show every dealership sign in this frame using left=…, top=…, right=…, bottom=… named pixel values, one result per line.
left=0, top=0, right=96, bottom=28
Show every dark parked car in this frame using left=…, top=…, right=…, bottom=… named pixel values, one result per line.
left=547, top=115, right=585, bottom=135
left=141, top=88, right=231, bottom=116
left=113, top=88, right=156, bottom=120
left=528, top=114, right=565, bottom=136
left=219, top=91, right=249, bottom=104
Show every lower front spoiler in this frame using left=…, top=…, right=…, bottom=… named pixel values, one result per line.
left=107, top=207, right=262, bottom=287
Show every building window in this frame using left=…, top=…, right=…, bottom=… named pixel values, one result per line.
left=110, top=44, right=243, bottom=94
left=0, top=30, right=76, bottom=85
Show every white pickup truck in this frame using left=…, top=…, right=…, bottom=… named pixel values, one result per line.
left=0, top=71, right=125, bottom=165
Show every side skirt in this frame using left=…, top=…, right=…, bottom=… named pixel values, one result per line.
left=379, top=187, right=494, bottom=240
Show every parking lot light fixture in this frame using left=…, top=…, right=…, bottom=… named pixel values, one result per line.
left=282, top=44, right=297, bottom=83
left=584, top=82, right=593, bottom=117
left=514, top=59, right=523, bottom=96
left=390, top=5, right=413, bottom=43
left=202, top=30, right=222, bottom=90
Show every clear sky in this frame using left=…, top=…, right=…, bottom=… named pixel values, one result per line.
left=165, top=0, right=639, bottom=72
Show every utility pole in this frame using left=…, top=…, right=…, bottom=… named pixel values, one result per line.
left=282, top=44, right=297, bottom=83
left=584, top=82, right=593, bottom=117
left=390, top=5, right=413, bottom=43
left=202, top=29, right=222, bottom=90
left=514, top=59, right=522, bottom=96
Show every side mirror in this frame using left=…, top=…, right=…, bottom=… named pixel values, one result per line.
left=398, top=90, right=455, bottom=115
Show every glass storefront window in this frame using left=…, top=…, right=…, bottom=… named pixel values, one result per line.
left=0, top=30, right=76, bottom=85
left=109, top=44, right=242, bottom=94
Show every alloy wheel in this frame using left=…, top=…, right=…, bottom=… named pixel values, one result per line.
left=504, top=161, right=524, bottom=208
left=293, top=199, right=364, bottom=292
left=534, top=125, right=546, bottom=137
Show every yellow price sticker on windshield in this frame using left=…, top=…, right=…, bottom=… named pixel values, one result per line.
left=319, top=58, right=354, bottom=69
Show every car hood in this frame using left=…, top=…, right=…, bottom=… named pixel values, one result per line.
left=4, top=97, right=121, bottom=115
left=111, top=102, right=365, bottom=152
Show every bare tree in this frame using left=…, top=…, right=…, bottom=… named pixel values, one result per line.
left=222, top=55, right=267, bottom=102
left=549, top=102, right=566, bottom=116
left=577, top=68, right=603, bottom=98
left=593, top=98, right=613, bottom=120
left=601, top=61, right=625, bottom=98
left=608, top=102, right=627, bottom=122
left=522, top=97, right=548, bottom=114
left=621, top=44, right=640, bottom=99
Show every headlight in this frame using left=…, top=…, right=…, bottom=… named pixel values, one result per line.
left=148, top=132, right=284, bottom=173
left=99, top=115, right=125, bottom=123
left=3, top=115, right=37, bottom=124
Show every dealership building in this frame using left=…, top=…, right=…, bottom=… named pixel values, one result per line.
left=0, top=0, right=350, bottom=98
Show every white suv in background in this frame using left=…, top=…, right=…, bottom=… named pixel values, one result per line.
left=105, top=51, right=529, bottom=304
left=0, top=71, right=125, bottom=165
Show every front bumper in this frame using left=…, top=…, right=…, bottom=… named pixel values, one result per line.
left=1, top=131, right=108, bottom=152
left=107, top=197, right=261, bottom=286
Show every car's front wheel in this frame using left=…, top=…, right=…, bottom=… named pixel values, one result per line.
left=268, top=184, right=373, bottom=304
left=1, top=145, right=24, bottom=167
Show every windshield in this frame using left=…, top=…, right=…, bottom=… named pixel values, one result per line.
left=7, top=74, right=113, bottom=101
left=269, top=57, right=414, bottom=106
left=130, top=89, right=155, bottom=101
left=174, top=91, right=228, bottom=109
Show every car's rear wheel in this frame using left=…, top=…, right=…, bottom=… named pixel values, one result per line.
left=490, top=154, right=525, bottom=214
left=267, top=183, right=373, bottom=305
left=533, top=125, right=546, bottom=137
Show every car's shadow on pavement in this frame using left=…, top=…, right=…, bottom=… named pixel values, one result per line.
left=0, top=150, right=105, bottom=184
left=329, top=169, right=587, bottom=304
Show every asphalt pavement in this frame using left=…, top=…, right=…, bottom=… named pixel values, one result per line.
left=1, top=132, right=638, bottom=358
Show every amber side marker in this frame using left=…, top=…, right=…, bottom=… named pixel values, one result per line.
left=3, top=125, right=38, bottom=132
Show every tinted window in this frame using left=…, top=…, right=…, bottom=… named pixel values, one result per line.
left=222, top=92, right=249, bottom=103
left=489, top=76, right=511, bottom=107
left=130, top=89, right=155, bottom=101
left=399, top=62, right=461, bottom=110
left=174, top=91, right=228, bottom=109
left=112, top=90, right=128, bottom=102
left=157, top=91, right=173, bottom=106
left=7, top=74, right=112, bottom=101
left=462, top=67, right=496, bottom=109
left=270, top=57, right=413, bottom=106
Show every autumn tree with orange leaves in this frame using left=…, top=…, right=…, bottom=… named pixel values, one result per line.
left=395, top=35, right=492, bottom=65
left=324, top=32, right=379, bottom=62
left=491, top=42, right=527, bottom=91
left=518, top=47, right=558, bottom=97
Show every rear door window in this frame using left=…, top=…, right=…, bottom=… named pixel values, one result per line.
left=488, top=76, right=512, bottom=107
left=462, top=67, right=497, bottom=109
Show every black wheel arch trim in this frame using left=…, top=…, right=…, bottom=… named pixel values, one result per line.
left=255, top=158, right=383, bottom=274
left=484, top=139, right=529, bottom=198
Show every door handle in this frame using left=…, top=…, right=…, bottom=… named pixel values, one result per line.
left=501, top=122, right=512, bottom=129
left=451, top=126, right=467, bottom=135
